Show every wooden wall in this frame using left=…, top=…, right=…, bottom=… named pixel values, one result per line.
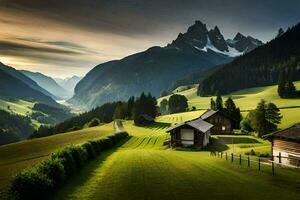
left=273, top=139, right=300, bottom=166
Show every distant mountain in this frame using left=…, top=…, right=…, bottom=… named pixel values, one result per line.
left=0, top=63, right=57, bottom=100
left=198, top=22, right=300, bottom=96
left=21, top=70, right=71, bottom=99
left=226, top=32, right=264, bottom=53
left=0, top=63, right=58, bottom=106
left=55, top=76, right=82, bottom=95
left=72, top=20, right=263, bottom=108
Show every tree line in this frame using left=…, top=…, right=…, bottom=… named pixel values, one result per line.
left=277, top=57, right=300, bottom=98
left=198, top=22, right=300, bottom=96
left=0, top=110, right=34, bottom=144
left=31, top=92, right=158, bottom=138
left=159, top=94, right=189, bottom=115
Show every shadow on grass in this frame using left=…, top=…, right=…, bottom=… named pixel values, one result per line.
left=49, top=137, right=131, bottom=200
left=216, top=136, right=261, bottom=144
left=203, top=137, right=229, bottom=152
left=143, top=122, right=171, bottom=130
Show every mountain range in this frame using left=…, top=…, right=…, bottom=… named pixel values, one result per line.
left=21, top=70, right=71, bottom=99
left=198, top=24, right=299, bottom=96
left=71, top=20, right=263, bottom=108
left=0, top=63, right=58, bottom=106
left=55, top=76, right=82, bottom=95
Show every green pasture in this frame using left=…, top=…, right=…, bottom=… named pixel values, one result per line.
left=0, top=98, right=34, bottom=116
left=51, top=121, right=300, bottom=200
left=0, top=123, right=115, bottom=192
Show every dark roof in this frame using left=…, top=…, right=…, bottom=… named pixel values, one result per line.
left=265, top=125, right=300, bottom=142
left=166, top=118, right=213, bottom=133
left=200, top=110, right=219, bottom=120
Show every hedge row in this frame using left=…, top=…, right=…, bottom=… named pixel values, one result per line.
left=9, top=132, right=128, bottom=200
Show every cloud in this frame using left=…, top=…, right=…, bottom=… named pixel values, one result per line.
left=0, top=0, right=299, bottom=78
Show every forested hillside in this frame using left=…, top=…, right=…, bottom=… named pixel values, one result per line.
left=198, top=22, right=300, bottom=96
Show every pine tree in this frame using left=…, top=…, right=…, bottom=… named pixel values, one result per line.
left=250, top=100, right=282, bottom=137
left=277, top=67, right=286, bottom=98
left=127, top=96, right=135, bottom=119
left=210, top=98, right=216, bottom=110
left=224, top=97, right=241, bottom=129
left=160, top=99, right=168, bottom=115
left=216, top=92, right=223, bottom=110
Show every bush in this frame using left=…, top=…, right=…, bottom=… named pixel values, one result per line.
left=82, top=142, right=97, bottom=160
left=67, top=146, right=88, bottom=170
left=10, top=170, right=53, bottom=199
left=245, top=149, right=257, bottom=156
left=51, top=148, right=76, bottom=178
left=9, top=132, right=129, bottom=199
left=37, top=158, right=65, bottom=187
left=88, top=118, right=100, bottom=127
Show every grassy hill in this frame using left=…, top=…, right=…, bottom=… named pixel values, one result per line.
left=158, top=81, right=300, bottom=128
left=50, top=121, right=300, bottom=200
left=0, top=123, right=115, bottom=192
left=0, top=98, right=34, bottom=116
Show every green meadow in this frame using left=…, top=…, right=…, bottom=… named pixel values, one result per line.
left=158, top=81, right=300, bottom=128
left=0, top=123, right=115, bottom=192
left=0, top=98, right=35, bottom=116
left=1, top=82, right=300, bottom=199
left=50, top=121, right=300, bottom=200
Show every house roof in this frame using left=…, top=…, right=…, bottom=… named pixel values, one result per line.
left=264, top=125, right=300, bottom=142
left=200, top=110, right=218, bottom=120
left=166, top=118, right=214, bottom=133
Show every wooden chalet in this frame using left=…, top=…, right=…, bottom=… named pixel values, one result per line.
left=167, top=118, right=213, bottom=149
left=266, top=125, right=300, bottom=167
left=200, top=110, right=233, bottom=134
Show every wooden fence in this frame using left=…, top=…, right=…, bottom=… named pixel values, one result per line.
left=210, top=151, right=300, bottom=176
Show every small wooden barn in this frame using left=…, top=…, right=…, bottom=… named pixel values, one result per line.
left=166, top=118, right=214, bottom=149
left=266, top=125, right=300, bottom=167
left=200, top=110, right=233, bottom=134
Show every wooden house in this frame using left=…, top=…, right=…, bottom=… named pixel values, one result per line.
left=266, top=125, right=300, bottom=167
left=166, top=118, right=213, bottom=149
left=200, top=110, right=233, bottom=134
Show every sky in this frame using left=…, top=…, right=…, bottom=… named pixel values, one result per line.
left=0, top=0, right=299, bottom=78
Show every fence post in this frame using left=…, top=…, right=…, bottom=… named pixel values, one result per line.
left=226, top=152, right=228, bottom=160
left=272, top=161, right=275, bottom=176
left=248, top=156, right=250, bottom=167
left=279, top=152, right=281, bottom=163
left=231, top=153, right=233, bottom=162
left=258, top=158, right=261, bottom=171
left=239, top=154, right=242, bottom=165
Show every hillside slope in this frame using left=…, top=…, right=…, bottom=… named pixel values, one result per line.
left=158, top=81, right=300, bottom=128
left=72, top=21, right=262, bottom=108
left=55, top=75, right=82, bottom=95
left=21, top=70, right=71, bottom=99
left=0, top=63, right=57, bottom=100
left=199, top=22, right=300, bottom=96
left=0, top=67, right=58, bottom=106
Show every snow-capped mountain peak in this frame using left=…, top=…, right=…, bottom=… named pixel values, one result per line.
left=168, top=20, right=263, bottom=57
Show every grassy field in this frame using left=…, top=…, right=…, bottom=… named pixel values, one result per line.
left=0, top=98, right=35, bottom=116
left=0, top=123, right=115, bottom=192
left=158, top=82, right=300, bottom=129
left=51, top=121, right=300, bottom=200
